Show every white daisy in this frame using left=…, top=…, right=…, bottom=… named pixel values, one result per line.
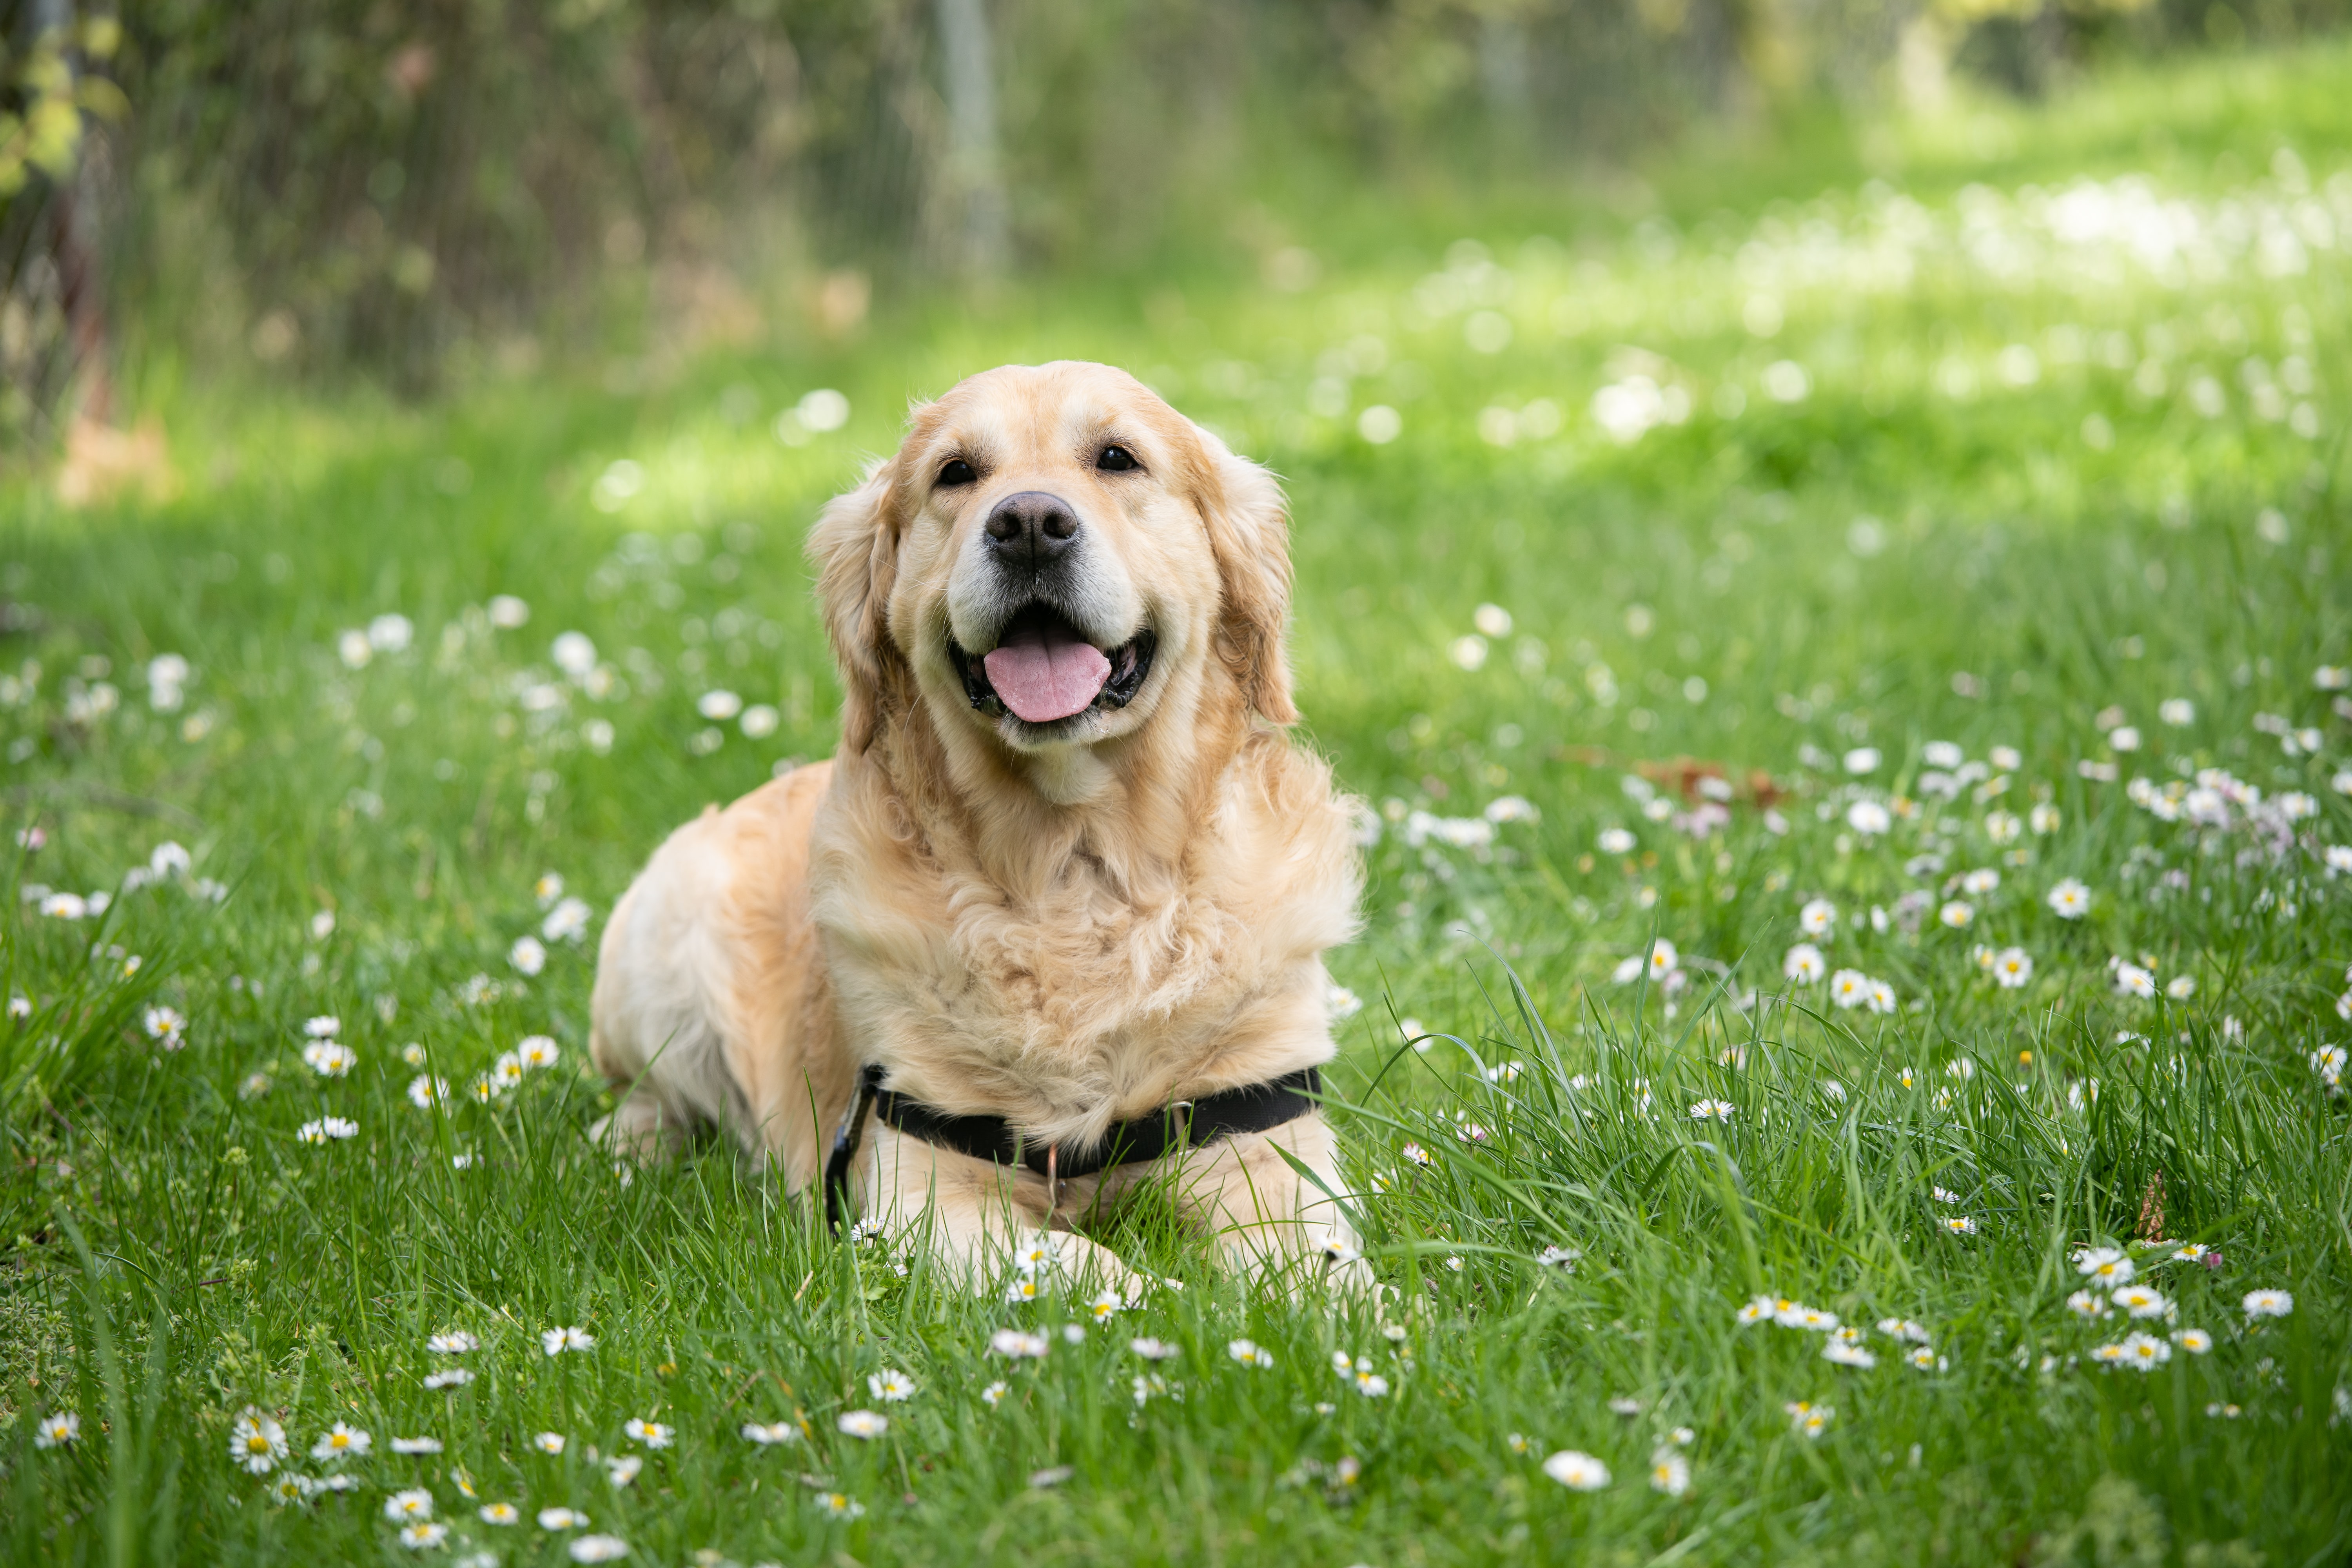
left=866, top=1369, right=917, bottom=1403
left=740, top=1421, right=799, bottom=1444
left=2047, top=880, right=2091, bottom=919
left=1783, top=944, right=1826, bottom=983
left=231, top=1407, right=288, bottom=1473
left=836, top=1410, right=888, bottom=1439
left=1543, top=1450, right=1611, bottom=1490
left=33, top=1410, right=79, bottom=1448
left=309, top=1422, right=372, bottom=1462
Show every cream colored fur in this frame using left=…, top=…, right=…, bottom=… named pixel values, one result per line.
left=590, top=361, right=1365, bottom=1292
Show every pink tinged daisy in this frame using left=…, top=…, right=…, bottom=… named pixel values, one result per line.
left=384, top=1489, right=435, bottom=1521
left=33, top=1410, right=79, bottom=1448
left=2242, top=1289, right=2293, bottom=1319
left=1401, top=1141, right=1434, bottom=1167
left=1543, top=1450, right=1611, bottom=1490
left=231, top=1407, right=288, bottom=1473
left=740, top=1421, right=799, bottom=1444
left=310, top=1422, right=372, bottom=1462
left=542, top=1326, right=595, bottom=1356
left=836, top=1410, right=888, bottom=1439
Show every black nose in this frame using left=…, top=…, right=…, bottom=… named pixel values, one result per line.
left=984, top=491, right=1080, bottom=565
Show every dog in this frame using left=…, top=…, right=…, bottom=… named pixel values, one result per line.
left=588, top=361, right=1365, bottom=1291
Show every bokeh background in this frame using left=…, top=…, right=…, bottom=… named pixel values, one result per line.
left=5, top=0, right=2347, bottom=432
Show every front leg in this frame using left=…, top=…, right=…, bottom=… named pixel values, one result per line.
left=1164, top=1111, right=1374, bottom=1292
left=857, top=1124, right=1142, bottom=1296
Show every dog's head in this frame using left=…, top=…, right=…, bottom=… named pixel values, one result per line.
left=810, top=362, right=1295, bottom=769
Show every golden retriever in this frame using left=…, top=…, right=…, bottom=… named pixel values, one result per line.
left=588, top=361, right=1365, bottom=1291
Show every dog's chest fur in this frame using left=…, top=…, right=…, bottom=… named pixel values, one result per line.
left=811, top=746, right=1360, bottom=1149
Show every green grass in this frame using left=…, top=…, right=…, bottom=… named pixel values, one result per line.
left=6, top=37, right=2352, bottom=1568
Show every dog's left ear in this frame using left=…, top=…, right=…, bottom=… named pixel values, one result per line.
left=806, top=458, right=903, bottom=752
left=1197, top=435, right=1299, bottom=725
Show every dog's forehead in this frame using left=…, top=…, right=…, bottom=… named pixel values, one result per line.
left=918, top=363, right=1182, bottom=461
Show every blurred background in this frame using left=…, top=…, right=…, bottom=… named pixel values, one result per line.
left=3, top=0, right=2345, bottom=448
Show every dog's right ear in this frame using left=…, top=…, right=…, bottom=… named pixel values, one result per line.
left=806, top=460, right=902, bottom=752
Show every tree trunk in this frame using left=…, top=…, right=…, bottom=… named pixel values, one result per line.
left=933, top=0, right=1008, bottom=277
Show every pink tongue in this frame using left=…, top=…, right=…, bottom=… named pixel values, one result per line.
left=982, top=622, right=1112, bottom=723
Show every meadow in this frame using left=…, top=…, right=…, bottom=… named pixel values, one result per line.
left=4, top=38, right=2352, bottom=1568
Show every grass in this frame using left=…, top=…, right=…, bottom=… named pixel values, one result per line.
left=5, top=36, right=2352, bottom=1568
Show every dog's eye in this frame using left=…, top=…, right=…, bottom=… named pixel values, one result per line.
left=938, top=458, right=977, bottom=487
left=1096, top=445, right=1139, bottom=473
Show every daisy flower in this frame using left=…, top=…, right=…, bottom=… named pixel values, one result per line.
left=740, top=1421, right=799, bottom=1444
left=2242, top=1289, right=2293, bottom=1319
left=836, top=1410, right=888, bottom=1439
left=390, top=1437, right=443, bottom=1454
left=2076, top=1247, right=2134, bottom=1285
left=384, top=1489, right=435, bottom=1521
left=1877, top=1319, right=1931, bottom=1344
left=1822, top=1341, right=1876, bottom=1368
left=866, top=1370, right=917, bottom=1403
left=407, top=1075, right=452, bottom=1111
left=1799, top=899, right=1837, bottom=937
left=1938, top=901, right=1974, bottom=929
left=813, top=1492, right=865, bottom=1520
left=1866, top=981, right=1897, bottom=1015
left=2065, top=1290, right=2109, bottom=1319
left=1993, top=948, right=2033, bottom=989
left=1598, top=828, right=1637, bottom=855
left=517, top=1035, right=561, bottom=1070
left=990, top=1329, right=1050, bottom=1359
left=2113, top=963, right=2156, bottom=999
left=423, top=1369, right=473, bottom=1390
left=1942, top=1216, right=1978, bottom=1236
left=542, top=1326, right=595, bottom=1356
left=1736, top=1295, right=1777, bottom=1325
left=1932, top=1186, right=1960, bottom=1203
left=1005, top=1276, right=1043, bottom=1303
left=231, top=1408, right=288, bottom=1473
left=310, top=1423, right=371, bottom=1462
left=1847, top=801, right=1890, bottom=835
left=1228, top=1339, right=1275, bottom=1367
left=33, top=1410, right=79, bottom=1448
left=479, top=1503, right=521, bottom=1524
left=2118, top=1332, right=2171, bottom=1370
left=1543, top=1450, right=1611, bottom=1490
left=538, top=1506, right=589, bottom=1529
left=1688, top=1098, right=1734, bottom=1123
left=509, top=936, right=547, bottom=976
left=1783, top=944, right=1826, bottom=983
left=268, top=1474, right=309, bottom=1506
left=1962, top=867, right=2000, bottom=895
left=2047, top=880, right=2091, bottom=919
left=1400, top=1141, right=1433, bottom=1167
left=1907, top=1347, right=1947, bottom=1370
left=2176, top=1329, right=2213, bottom=1354
left=2171, top=1241, right=2216, bottom=1264
left=1650, top=1447, right=1691, bottom=1497
left=428, top=1331, right=479, bottom=1354
left=1088, top=1289, right=1123, bottom=1321
left=2166, top=975, right=2197, bottom=1000
left=543, top=897, right=593, bottom=944
left=534, top=1433, right=567, bottom=1454
left=980, top=1381, right=1011, bottom=1407
left=301, top=1040, right=356, bottom=1076
left=570, top=1537, right=630, bottom=1563
left=1645, top=938, right=1679, bottom=980
left=2112, top=1286, right=2171, bottom=1319
left=1129, top=1338, right=1180, bottom=1361
left=1830, top=970, right=1868, bottom=1009
left=303, top=1016, right=340, bottom=1038
left=1536, top=1245, right=1582, bottom=1269
left=623, top=1417, right=675, bottom=1446
left=1784, top=1402, right=1832, bottom=1439
left=396, top=1523, right=448, bottom=1550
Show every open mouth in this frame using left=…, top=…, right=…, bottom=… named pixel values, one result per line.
left=948, top=604, right=1156, bottom=726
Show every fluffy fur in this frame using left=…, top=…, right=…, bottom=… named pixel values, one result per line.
left=590, top=361, right=1365, bottom=1289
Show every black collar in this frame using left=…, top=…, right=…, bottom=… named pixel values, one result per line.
left=823, top=1063, right=1322, bottom=1229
